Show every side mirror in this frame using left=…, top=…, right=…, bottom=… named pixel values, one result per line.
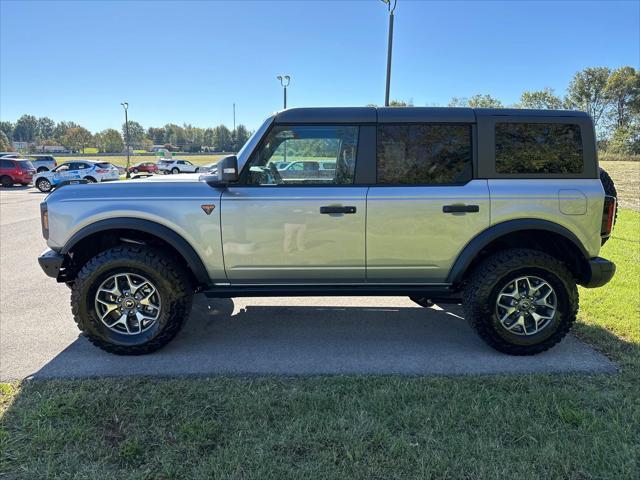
left=201, top=155, right=238, bottom=186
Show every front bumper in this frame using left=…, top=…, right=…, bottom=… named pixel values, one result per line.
left=38, top=248, right=65, bottom=278
left=582, top=257, right=616, bottom=288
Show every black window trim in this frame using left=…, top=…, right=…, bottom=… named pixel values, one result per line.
left=373, top=122, right=476, bottom=187
left=476, top=115, right=598, bottom=179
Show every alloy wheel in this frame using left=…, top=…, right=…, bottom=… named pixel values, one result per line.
left=94, top=272, right=161, bottom=335
left=495, top=275, right=557, bottom=336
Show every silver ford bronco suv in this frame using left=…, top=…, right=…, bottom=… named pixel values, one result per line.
left=38, top=107, right=617, bottom=356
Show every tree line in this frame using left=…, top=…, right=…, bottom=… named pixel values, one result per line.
left=0, top=117, right=251, bottom=154
left=1, top=66, right=637, bottom=155
left=383, top=66, right=639, bottom=155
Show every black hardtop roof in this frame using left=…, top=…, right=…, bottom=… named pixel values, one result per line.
left=274, top=106, right=589, bottom=124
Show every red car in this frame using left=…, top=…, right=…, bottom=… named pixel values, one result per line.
left=0, top=157, right=36, bottom=186
left=127, top=162, right=159, bottom=175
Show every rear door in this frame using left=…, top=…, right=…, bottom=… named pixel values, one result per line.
left=367, top=122, right=490, bottom=283
left=221, top=124, right=368, bottom=283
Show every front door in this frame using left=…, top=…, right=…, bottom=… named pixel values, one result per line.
left=221, top=124, right=367, bottom=283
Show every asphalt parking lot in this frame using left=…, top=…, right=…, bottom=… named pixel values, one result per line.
left=0, top=186, right=616, bottom=380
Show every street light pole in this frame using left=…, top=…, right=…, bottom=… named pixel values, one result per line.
left=381, top=0, right=397, bottom=107
left=277, top=75, right=291, bottom=109
left=121, top=102, right=130, bottom=178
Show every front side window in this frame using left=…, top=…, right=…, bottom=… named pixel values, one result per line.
left=495, top=123, right=583, bottom=174
left=243, top=125, right=358, bottom=185
left=377, top=124, right=472, bottom=184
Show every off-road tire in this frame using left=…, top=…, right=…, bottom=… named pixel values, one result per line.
left=71, top=245, right=193, bottom=355
left=463, top=248, right=578, bottom=355
left=0, top=176, right=12, bottom=187
left=599, top=167, right=618, bottom=244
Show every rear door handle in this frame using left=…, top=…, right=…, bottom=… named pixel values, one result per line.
left=320, top=205, right=357, bottom=214
left=442, top=204, right=480, bottom=213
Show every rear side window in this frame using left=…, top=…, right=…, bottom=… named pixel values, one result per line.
left=18, top=160, right=34, bottom=169
left=495, top=123, right=583, bottom=174
left=377, top=124, right=472, bottom=184
left=0, top=159, right=13, bottom=169
left=95, top=162, right=111, bottom=168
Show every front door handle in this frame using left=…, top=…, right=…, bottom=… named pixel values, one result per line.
left=320, top=205, right=356, bottom=214
left=442, top=204, right=480, bottom=213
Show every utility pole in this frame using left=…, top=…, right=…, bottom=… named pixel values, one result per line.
left=277, top=75, right=291, bottom=109
left=120, top=102, right=130, bottom=178
left=381, top=0, right=397, bottom=107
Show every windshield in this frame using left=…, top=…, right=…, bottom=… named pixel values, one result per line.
left=236, top=115, right=274, bottom=171
left=18, top=160, right=34, bottom=169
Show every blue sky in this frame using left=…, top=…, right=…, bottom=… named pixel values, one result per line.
left=1, top=0, right=638, bottom=132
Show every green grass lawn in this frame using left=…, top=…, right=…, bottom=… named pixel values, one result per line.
left=1, top=213, right=638, bottom=479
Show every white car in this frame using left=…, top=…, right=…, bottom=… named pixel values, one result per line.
left=33, top=160, right=120, bottom=192
left=157, top=159, right=201, bottom=174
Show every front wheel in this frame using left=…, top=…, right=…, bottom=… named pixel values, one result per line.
left=70, top=246, right=193, bottom=355
left=37, top=167, right=48, bottom=173
left=463, top=248, right=578, bottom=355
left=36, top=178, right=52, bottom=192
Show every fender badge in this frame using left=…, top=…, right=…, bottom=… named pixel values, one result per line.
left=201, top=204, right=216, bottom=215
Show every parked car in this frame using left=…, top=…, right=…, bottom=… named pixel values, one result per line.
left=38, top=107, right=617, bottom=356
left=0, top=158, right=36, bottom=186
left=28, top=155, right=58, bottom=173
left=157, top=159, right=200, bottom=174
left=277, top=160, right=336, bottom=171
left=33, top=160, right=120, bottom=192
left=128, top=162, right=158, bottom=175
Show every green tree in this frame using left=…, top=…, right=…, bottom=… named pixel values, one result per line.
left=0, top=130, right=11, bottom=151
left=213, top=125, right=232, bottom=151
left=147, top=127, right=165, bottom=145
left=13, top=114, right=38, bottom=142
left=0, top=121, right=14, bottom=143
left=53, top=121, right=79, bottom=143
left=36, top=117, right=55, bottom=141
left=232, top=125, right=250, bottom=151
left=96, top=128, right=124, bottom=153
left=565, top=67, right=611, bottom=131
left=449, top=94, right=502, bottom=108
left=519, top=88, right=564, bottom=109
left=604, top=66, right=640, bottom=130
left=122, top=121, right=146, bottom=149
left=62, top=127, right=93, bottom=153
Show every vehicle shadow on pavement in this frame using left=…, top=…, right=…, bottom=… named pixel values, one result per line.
left=31, top=295, right=617, bottom=379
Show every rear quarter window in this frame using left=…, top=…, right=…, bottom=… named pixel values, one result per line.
left=495, top=123, right=583, bottom=174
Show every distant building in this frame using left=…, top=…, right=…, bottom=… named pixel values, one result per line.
left=36, top=145, right=67, bottom=153
left=11, top=141, right=30, bottom=150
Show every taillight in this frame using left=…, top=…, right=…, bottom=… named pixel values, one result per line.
left=40, top=203, right=49, bottom=239
left=601, top=195, right=616, bottom=239
left=96, top=169, right=109, bottom=174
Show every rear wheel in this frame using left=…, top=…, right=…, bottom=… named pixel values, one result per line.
left=36, top=178, right=52, bottom=192
left=84, top=176, right=97, bottom=183
left=132, top=168, right=139, bottom=174
left=0, top=176, right=12, bottom=187
left=194, top=167, right=200, bottom=173
left=172, top=167, right=180, bottom=174
left=463, top=248, right=578, bottom=355
left=71, top=246, right=193, bottom=355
